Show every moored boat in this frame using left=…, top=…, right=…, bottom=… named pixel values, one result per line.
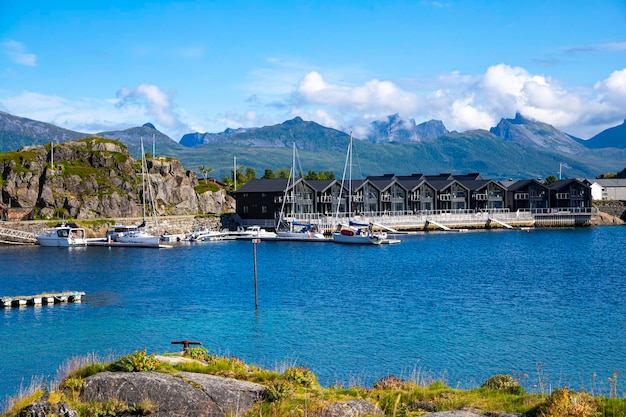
left=36, top=223, right=87, bottom=247
left=331, top=132, right=394, bottom=245
left=111, top=225, right=160, bottom=247
left=234, top=225, right=277, bottom=240
left=275, top=221, right=329, bottom=241
left=332, top=223, right=386, bottom=245
left=187, top=229, right=228, bottom=241
left=274, top=143, right=330, bottom=242
left=105, top=137, right=161, bottom=248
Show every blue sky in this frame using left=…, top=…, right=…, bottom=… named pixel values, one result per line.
left=1, top=1, right=625, bottom=141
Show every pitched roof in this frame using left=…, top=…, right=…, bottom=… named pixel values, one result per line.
left=305, top=179, right=336, bottom=192
left=548, top=178, right=588, bottom=190
left=587, top=178, right=626, bottom=187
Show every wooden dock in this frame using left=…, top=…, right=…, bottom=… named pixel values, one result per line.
left=1, top=291, right=85, bottom=308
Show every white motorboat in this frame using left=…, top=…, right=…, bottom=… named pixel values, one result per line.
left=234, top=225, right=277, bottom=240
left=36, top=224, right=87, bottom=247
left=187, top=229, right=228, bottom=241
left=108, top=224, right=160, bottom=247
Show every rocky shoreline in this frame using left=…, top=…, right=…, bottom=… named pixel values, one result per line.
left=7, top=349, right=617, bottom=417
left=12, top=353, right=528, bottom=417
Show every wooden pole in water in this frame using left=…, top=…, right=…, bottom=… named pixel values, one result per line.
left=252, top=238, right=260, bottom=309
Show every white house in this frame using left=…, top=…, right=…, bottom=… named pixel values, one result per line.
left=585, top=178, right=626, bottom=201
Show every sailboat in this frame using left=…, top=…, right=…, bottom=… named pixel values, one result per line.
left=332, top=132, right=387, bottom=245
left=275, top=143, right=328, bottom=241
left=111, top=138, right=160, bottom=247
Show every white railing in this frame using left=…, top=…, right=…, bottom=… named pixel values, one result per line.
left=253, top=206, right=592, bottom=231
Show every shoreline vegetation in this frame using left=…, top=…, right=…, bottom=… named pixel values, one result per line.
left=2, top=349, right=625, bottom=416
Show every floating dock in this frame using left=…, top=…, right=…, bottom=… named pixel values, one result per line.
left=1, top=291, right=85, bottom=308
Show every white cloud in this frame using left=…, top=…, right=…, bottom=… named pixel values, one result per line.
left=450, top=96, right=497, bottom=131
left=3, top=63, right=626, bottom=143
left=2, top=40, right=37, bottom=66
left=0, top=85, right=194, bottom=140
left=279, top=64, right=626, bottom=139
left=595, top=69, right=626, bottom=106
left=297, top=71, right=421, bottom=116
left=116, top=84, right=188, bottom=133
left=603, top=42, right=626, bottom=52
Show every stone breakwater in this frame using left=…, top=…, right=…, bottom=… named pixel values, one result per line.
left=595, top=202, right=626, bottom=222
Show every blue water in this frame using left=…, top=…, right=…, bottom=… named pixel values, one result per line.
left=1, top=227, right=625, bottom=407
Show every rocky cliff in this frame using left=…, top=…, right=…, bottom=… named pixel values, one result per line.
left=0, top=137, right=234, bottom=219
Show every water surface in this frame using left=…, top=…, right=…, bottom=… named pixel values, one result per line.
left=1, top=227, right=625, bottom=406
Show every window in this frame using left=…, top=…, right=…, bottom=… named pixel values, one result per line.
left=261, top=206, right=267, bottom=213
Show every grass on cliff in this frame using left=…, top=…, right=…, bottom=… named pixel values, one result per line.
left=3, top=349, right=626, bottom=417
left=194, top=179, right=221, bottom=194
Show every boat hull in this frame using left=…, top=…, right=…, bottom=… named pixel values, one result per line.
left=332, top=233, right=384, bottom=245
left=275, top=231, right=328, bottom=241
left=116, top=234, right=160, bottom=247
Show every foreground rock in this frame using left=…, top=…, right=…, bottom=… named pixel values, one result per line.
left=81, top=371, right=265, bottom=417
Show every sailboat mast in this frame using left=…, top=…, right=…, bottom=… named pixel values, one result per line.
left=291, top=142, right=296, bottom=222
left=348, top=132, right=352, bottom=216
left=140, top=138, right=147, bottom=222
left=335, top=131, right=352, bottom=219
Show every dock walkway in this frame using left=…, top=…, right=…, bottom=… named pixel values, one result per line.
left=0, top=226, right=37, bottom=245
left=1, top=291, right=85, bottom=308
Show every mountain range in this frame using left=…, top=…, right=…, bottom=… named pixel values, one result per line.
left=1, top=110, right=625, bottom=180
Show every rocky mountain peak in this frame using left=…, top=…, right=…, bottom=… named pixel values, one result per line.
left=490, top=113, right=585, bottom=155
left=368, top=114, right=449, bottom=142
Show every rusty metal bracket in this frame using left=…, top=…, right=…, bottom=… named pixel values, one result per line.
left=171, top=340, right=202, bottom=351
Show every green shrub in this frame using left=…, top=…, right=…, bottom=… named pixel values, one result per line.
left=204, top=355, right=249, bottom=378
left=128, top=399, right=158, bottom=416
left=61, top=376, right=86, bottom=401
left=482, top=374, right=525, bottom=394
left=109, top=349, right=158, bottom=372
left=183, top=346, right=208, bottom=361
left=373, top=375, right=405, bottom=389
left=72, top=362, right=108, bottom=379
left=283, top=366, right=318, bottom=388
left=264, top=380, right=294, bottom=402
left=537, top=388, right=598, bottom=417
left=76, top=399, right=129, bottom=416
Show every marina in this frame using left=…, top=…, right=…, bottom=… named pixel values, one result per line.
left=1, top=291, right=85, bottom=308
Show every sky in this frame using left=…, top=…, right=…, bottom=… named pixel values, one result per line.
left=1, top=1, right=625, bottom=142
